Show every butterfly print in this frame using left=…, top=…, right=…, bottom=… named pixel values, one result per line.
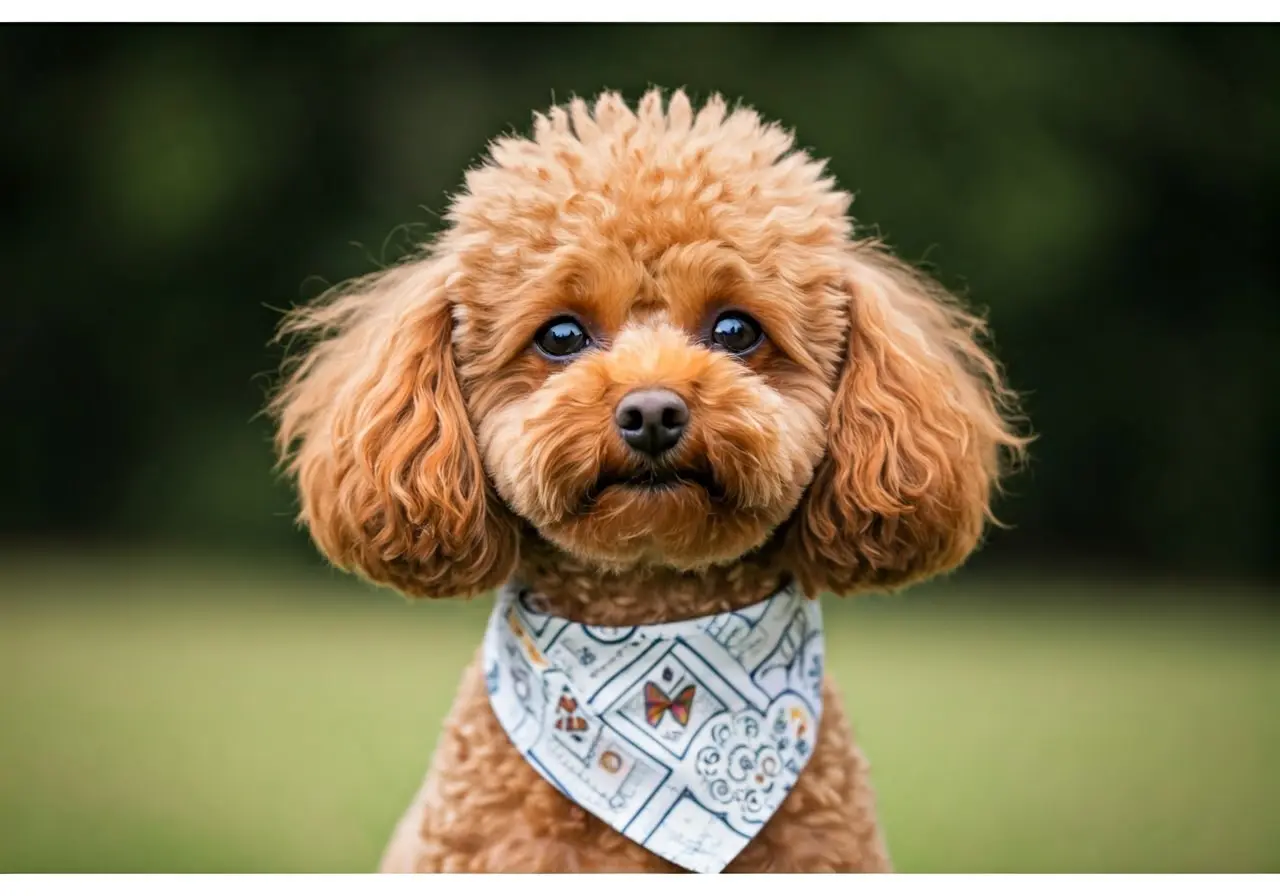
left=644, top=681, right=696, bottom=728
left=555, top=692, right=589, bottom=733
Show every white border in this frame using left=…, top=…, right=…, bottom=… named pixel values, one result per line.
left=2, top=3, right=1279, bottom=23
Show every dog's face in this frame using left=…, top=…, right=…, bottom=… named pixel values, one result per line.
left=273, top=91, right=1025, bottom=599
left=455, top=203, right=847, bottom=571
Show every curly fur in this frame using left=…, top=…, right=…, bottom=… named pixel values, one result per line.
left=271, top=88, right=1028, bottom=873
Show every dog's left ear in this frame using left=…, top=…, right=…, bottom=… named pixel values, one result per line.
left=789, top=243, right=1029, bottom=596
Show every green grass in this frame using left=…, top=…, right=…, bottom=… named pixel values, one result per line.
left=1, top=555, right=1277, bottom=872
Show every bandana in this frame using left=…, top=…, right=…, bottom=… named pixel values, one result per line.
left=482, top=579, right=825, bottom=874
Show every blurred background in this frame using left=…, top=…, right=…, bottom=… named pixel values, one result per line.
left=2, top=24, right=1278, bottom=873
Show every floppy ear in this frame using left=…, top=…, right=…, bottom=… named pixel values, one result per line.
left=270, top=253, right=520, bottom=598
left=789, top=242, right=1028, bottom=596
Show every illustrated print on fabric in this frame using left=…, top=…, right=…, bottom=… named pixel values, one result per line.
left=482, top=580, right=826, bottom=874
left=704, top=614, right=770, bottom=665
left=803, top=640, right=823, bottom=702
left=582, top=625, right=637, bottom=644
left=686, top=694, right=817, bottom=831
left=705, top=595, right=801, bottom=673
left=542, top=724, right=670, bottom=820
left=752, top=607, right=810, bottom=693
left=543, top=625, right=652, bottom=699
left=611, top=652, right=730, bottom=757
left=644, top=676, right=696, bottom=728
left=506, top=606, right=547, bottom=668
left=770, top=701, right=813, bottom=759
left=510, top=660, right=533, bottom=704
left=554, top=687, right=590, bottom=739
left=489, top=643, right=547, bottom=746
left=759, top=626, right=825, bottom=705
left=586, top=735, right=668, bottom=812
left=514, top=589, right=555, bottom=636
left=732, top=600, right=770, bottom=625
left=640, top=793, right=751, bottom=876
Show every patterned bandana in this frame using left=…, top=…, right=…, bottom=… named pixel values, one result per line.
left=482, top=579, right=825, bottom=873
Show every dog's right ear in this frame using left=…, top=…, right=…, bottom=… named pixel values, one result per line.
left=270, top=253, right=520, bottom=598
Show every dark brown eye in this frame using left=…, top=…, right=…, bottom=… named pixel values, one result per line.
left=710, top=312, right=763, bottom=355
left=534, top=316, right=590, bottom=359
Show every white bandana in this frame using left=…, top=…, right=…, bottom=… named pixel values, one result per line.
left=482, top=579, right=825, bottom=874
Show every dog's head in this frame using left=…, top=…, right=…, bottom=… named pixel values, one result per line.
left=272, top=90, right=1026, bottom=599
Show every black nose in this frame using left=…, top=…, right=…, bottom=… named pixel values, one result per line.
left=614, top=388, right=689, bottom=457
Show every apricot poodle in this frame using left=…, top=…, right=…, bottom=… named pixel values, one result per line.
left=271, top=88, right=1026, bottom=873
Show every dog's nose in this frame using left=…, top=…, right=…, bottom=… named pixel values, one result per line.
left=614, top=388, right=689, bottom=457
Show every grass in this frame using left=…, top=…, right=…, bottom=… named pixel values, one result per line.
left=1, top=554, right=1277, bottom=873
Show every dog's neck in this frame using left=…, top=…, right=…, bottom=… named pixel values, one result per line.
left=513, top=531, right=790, bottom=627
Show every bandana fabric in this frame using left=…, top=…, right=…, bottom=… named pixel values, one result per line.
left=482, top=580, right=825, bottom=874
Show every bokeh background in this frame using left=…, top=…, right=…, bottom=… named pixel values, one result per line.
left=3, top=24, right=1278, bottom=873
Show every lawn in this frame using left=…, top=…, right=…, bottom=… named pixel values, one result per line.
left=1, top=554, right=1277, bottom=873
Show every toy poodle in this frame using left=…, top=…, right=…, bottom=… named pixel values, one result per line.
left=271, top=88, right=1026, bottom=873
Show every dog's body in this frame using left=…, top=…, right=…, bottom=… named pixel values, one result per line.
left=272, top=90, right=1025, bottom=873
left=381, top=549, right=890, bottom=873
left=381, top=653, right=887, bottom=872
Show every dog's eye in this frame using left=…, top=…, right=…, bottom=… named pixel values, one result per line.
left=710, top=312, right=763, bottom=355
left=534, top=316, right=590, bottom=359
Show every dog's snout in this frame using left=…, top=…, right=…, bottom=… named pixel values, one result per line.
left=614, top=389, right=689, bottom=457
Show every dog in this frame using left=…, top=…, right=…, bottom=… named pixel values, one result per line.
left=271, top=89, right=1026, bottom=873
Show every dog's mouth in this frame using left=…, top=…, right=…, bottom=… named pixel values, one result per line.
left=580, top=465, right=725, bottom=509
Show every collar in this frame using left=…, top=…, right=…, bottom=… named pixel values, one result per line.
left=482, top=579, right=825, bottom=873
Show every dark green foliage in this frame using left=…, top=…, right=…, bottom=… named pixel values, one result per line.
left=3, top=25, right=1277, bottom=584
